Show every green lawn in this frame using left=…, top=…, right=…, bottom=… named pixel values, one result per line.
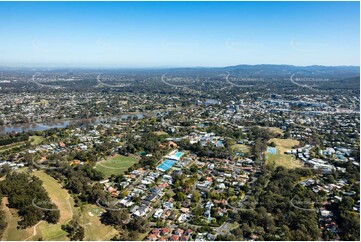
left=30, top=135, right=44, bottom=145
left=95, top=154, right=139, bottom=178
left=0, top=143, right=24, bottom=152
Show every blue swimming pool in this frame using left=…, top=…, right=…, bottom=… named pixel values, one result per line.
left=174, top=151, right=183, bottom=158
left=267, top=147, right=277, bottom=154
left=157, top=159, right=177, bottom=171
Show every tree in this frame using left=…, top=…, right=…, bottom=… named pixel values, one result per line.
left=61, top=217, right=84, bottom=241
left=127, top=217, right=149, bottom=233
left=175, top=192, right=186, bottom=202
left=192, top=191, right=200, bottom=203
left=231, top=227, right=243, bottom=239
left=0, top=199, right=8, bottom=239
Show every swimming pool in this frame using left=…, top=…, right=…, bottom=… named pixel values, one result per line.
left=166, top=151, right=184, bottom=161
left=157, top=159, right=177, bottom=172
left=174, top=151, right=183, bottom=158
left=267, top=147, right=277, bottom=154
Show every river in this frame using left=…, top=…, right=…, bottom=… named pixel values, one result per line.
left=0, top=113, right=144, bottom=135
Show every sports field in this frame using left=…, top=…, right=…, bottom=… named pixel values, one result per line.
left=95, top=154, right=138, bottom=178
left=266, top=138, right=303, bottom=169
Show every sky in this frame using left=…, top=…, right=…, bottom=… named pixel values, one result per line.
left=0, top=1, right=359, bottom=68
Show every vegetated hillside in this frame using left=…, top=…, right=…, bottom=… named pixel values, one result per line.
left=151, top=64, right=360, bottom=78
left=1, top=64, right=359, bottom=78
left=317, top=76, right=360, bottom=91
left=223, top=65, right=359, bottom=78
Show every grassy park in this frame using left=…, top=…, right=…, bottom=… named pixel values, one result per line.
left=266, top=138, right=303, bottom=169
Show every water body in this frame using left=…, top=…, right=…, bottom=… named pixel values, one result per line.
left=0, top=113, right=144, bottom=135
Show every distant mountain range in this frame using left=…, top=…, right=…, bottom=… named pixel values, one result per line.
left=0, top=64, right=359, bottom=78
left=157, top=64, right=360, bottom=78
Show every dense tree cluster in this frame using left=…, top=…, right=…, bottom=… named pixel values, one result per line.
left=334, top=197, right=360, bottom=240
left=101, top=209, right=150, bottom=241
left=0, top=133, right=29, bottom=146
left=228, top=166, right=321, bottom=240
left=46, top=165, right=105, bottom=205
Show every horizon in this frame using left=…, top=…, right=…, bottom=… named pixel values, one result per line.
left=0, top=63, right=360, bottom=70
left=0, top=1, right=359, bottom=67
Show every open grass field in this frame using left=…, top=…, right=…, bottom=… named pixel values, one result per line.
left=265, top=127, right=284, bottom=135
left=30, top=135, right=44, bottom=145
left=231, top=144, right=250, bottom=153
left=78, top=204, right=118, bottom=240
left=1, top=197, right=34, bottom=241
left=269, top=138, right=299, bottom=153
left=266, top=138, right=303, bottom=169
left=153, top=131, right=168, bottom=136
left=95, top=154, right=139, bottom=178
left=0, top=143, right=23, bottom=153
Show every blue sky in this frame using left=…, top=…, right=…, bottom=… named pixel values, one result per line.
left=0, top=1, right=359, bottom=67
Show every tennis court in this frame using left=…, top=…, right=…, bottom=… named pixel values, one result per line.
left=267, top=147, right=277, bottom=154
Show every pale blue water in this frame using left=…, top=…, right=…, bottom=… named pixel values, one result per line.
left=267, top=147, right=277, bottom=154
left=157, top=159, right=177, bottom=171
left=174, top=151, right=183, bottom=158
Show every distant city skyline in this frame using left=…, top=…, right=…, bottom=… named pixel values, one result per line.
left=0, top=1, right=359, bottom=67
